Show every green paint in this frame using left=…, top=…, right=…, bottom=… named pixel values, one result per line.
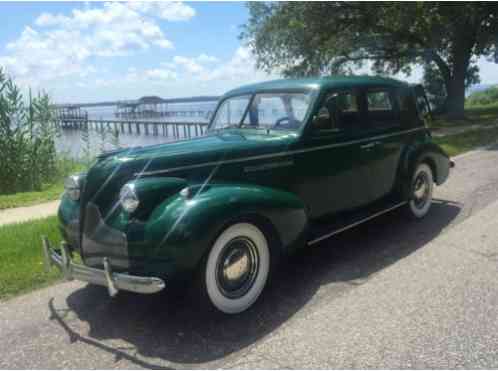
left=58, top=77, right=451, bottom=285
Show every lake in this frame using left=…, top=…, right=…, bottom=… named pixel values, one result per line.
left=56, top=103, right=214, bottom=158
left=55, top=128, right=184, bottom=158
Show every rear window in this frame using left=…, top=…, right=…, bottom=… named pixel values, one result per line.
left=367, top=91, right=393, bottom=111
left=366, top=89, right=399, bottom=129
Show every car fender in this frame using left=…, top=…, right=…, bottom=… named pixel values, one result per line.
left=398, top=141, right=451, bottom=198
left=143, top=183, right=308, bottom=274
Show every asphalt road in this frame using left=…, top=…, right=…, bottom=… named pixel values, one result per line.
left=1, top=145, right=498, bottom=369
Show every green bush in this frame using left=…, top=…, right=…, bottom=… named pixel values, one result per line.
left=466, top=85, right=498, bottom=107
left=0, top=69, right=59, bottom=194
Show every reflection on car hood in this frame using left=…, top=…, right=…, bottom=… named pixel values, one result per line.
left=82, top=130, right=297, bottom=213
left=110, top=130, right=297, bottom=174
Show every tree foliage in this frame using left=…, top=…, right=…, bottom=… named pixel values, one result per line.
left=241, top=2, right=498, bottom=117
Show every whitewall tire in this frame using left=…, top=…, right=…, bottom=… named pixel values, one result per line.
left=204, top=222, right=270, bottom=314
left=407, top=163, right=434, bottom=219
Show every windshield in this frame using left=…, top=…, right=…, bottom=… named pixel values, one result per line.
left=209, top=91, right=314, bottom=132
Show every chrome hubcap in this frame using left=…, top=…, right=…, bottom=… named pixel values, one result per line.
left=216, top=237, right=259, bottom=299
left=413, top=172, right=430, bottom=209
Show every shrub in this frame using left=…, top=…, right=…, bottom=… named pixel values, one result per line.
left=0, top=69, right=59, bottom=194
left=466, top=85, right=498, bottom=107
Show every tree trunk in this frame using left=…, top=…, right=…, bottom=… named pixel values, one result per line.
left=444, top=74, right=466, bottom=119
left=432, top=29, right=473, bottom=120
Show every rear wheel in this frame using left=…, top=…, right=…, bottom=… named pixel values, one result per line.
left=200, top=222, right=271, bottom=314
left=406, top=163, right=434, bottom=219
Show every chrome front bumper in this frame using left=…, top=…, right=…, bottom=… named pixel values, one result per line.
left=42, top=236, right=165, bottom=297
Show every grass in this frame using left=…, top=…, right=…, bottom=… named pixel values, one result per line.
left=0, top=158, right=86, bottom=210
left=0, top=216, right=62, bottom=300
left=0, top=182, right=64, bottom=210
left=430, top=105, right=498, bottom=129
left=429, top=105, right=498, bottom=157
left=434, top=126, right=498, bottom=157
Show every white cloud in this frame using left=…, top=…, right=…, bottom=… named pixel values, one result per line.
left=173, top=55, right=205, bottom=74
left=477, top=57, right=498, bottom=83
left=0, top=26, right=98, bottom=88
left=144, top=68, right=177, bottom=81
left=0, top=1, right=188, bottom=87
left=108, top=47, right=278, bottom=98
left=35, top=13, right=69, bottom=27
left=153, top=39, right=173, bottom=49
left=152, top=2, right=196, bottom=21
left=128, top=2, right=195, bottom=21
left=194, top=46, right=273, bottom=84
left=197, top=53, right=219, bottom=63
left=169, top=51, right=258, bottom=82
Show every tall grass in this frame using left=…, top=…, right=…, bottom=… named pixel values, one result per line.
left=0, top=216, right=61, bottom=299
left=0, top=69, right=59, bottom=194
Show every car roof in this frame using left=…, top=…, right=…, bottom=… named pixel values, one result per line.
left=223, top=76, right=410, bottom=98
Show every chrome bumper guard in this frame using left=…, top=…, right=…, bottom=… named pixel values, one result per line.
left=42, top=236, right=165, bottom=297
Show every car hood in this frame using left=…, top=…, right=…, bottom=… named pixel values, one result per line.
left=83, top=129, right=298, bottom=209
left=114, top=129, right=296, bottom=173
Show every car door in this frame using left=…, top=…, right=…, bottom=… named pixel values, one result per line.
left=361, top=86, right=406, bottom=202
left=290, top=89, right=372, bottom=219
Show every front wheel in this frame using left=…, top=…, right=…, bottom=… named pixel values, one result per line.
left=406, top=163, right=434, bottom=219
left=201, top=222, right=271, bottom=314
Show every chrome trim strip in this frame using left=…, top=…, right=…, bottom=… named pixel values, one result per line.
left=307, top=201, right=407, bottom=246
left=136, top=127, right=425, bottom=176
left=244, top=160, right=294, bottom=173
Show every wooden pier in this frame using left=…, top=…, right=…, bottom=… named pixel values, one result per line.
left=54, top=95, right=219, bottom=122
left=56, top=118, right=209, bottom=140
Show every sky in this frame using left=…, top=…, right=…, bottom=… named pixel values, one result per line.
left=1, top=1, right=497, bottom=104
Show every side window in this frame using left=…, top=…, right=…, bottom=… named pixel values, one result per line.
left=366, top=89, right=399, bottom=128
left=367, top=91, right=392, bottom=110
left=212, top=95, right=250, bottom=129
left=254, top=95, right=287, bottom=125
left=396, top=88, right=417, bottom=127
left=314, top=90, right=360, bottom=132
left=335, top=91, right=360, bottom=129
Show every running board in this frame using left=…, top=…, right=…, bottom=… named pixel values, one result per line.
left=307, top=200, right=407, bottom=246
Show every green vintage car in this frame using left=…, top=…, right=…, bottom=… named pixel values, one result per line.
left=43, top=76, right=453, bottom=314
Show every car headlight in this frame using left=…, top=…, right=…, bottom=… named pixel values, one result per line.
left=64, top=174, right=83, bottom=201
left=179, top=187, right=191, bottom=199
left=120, top=183, right=139, bottom=213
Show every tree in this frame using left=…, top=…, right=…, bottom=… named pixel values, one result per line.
left=241, top=2, right=498, bottom=118
left=423, top=61, right=480, bottom=112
